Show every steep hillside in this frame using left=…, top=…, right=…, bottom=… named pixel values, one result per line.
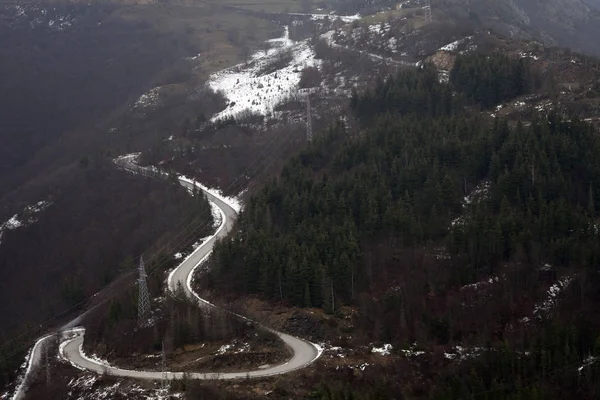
left=438, top=0, right=600, bottom=56
left=201, top=49, right=600, bottom=398
left=0, top=159, right=214, bottom=387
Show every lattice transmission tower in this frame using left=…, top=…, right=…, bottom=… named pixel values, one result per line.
left=138, top=256, right=151, bottom=327
left=424, top=0, right=433, bottom=24
left=306, top=92, right=313, bottom=143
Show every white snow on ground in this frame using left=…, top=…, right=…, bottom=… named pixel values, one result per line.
left=79, top=345, right=114, bottom=368
left=286, top=12, right=360, bottom=23
left=578, top=355, right=598, bottom=374
left=463, top=181, right=490, bottom=205
left=461, top=276, right=500, bottom=291
left=438, top=70, right=449, bottom=83
left=8, top=5, right=75, bottom=31
left=520, top=52, right=540, bottom=61
left=368, top=23, right=390, bottom=34
left=401, top=343, right=425, bottom=357
left=444, top=346, right=483, bottom=361
left=321, top=30, right=414, bottom=67
left=217, top=344, right=233, bottom=355
left=207, top=26, right=320, bottom=121
left=67, top=373, right=176, bottom=400
left=439, top=36, right=473, bottom=52
left=133, top=87, right=161, bottom=111
left=335, top=362, right=369, bottom=371
left=533, top=275, right=575, bottom=319
left=540, top=263, right=553, bottom=272
left=113, top=152, right=141, bottom=163
left=215, top=340, right=251, bottom=355
left=0, top=200, right=52, bottom=246
left=314, top=343, right=324, bottom=359
left=7, top=334, right=54, bottom=400
left=371, top=343, right=393, bottom=356
left=451, top=181, right=491, bottom=228
left=321, top=343, right=347, bottom=358
left=178, top=176, right=243, bottom=213
left=209, top=202, right=223, bottom=229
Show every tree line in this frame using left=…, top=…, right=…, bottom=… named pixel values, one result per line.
left=206, top=55, right=600, bottom=398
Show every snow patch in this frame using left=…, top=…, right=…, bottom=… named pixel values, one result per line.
left=461, top=276, right=500, bottom=291
left=133, top=87, right=161, bottom=111
left=371, top=343, right=393, bottom=356
left=0, top=200, right=52, bottom=246
left=8, top=334, right=54, bottom=400
left=451, top=181, right=491, bottom=228
left=440, top=36, right=473, bottom=52
left=208, top=26, right=320, bottom=122
left=578, top=355, right=598, bottom=374
left=178, top=176, right=243, bottom=213
left=209, top=202, right=223, bottom=229
left=533, top=275, right=575, bottom=319
left=216, top=344, right=233, bottom=355
left=444, top=345, right=483, bottom=361
left=401, top=343, right=425, bottom=357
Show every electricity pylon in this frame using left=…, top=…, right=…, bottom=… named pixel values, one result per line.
left=424, top=0, right=433, bottom=24
left=138, top=256, right=151, bottom=327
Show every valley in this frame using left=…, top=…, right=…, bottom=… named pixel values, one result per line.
left=1, top=0, right=600, bottom=399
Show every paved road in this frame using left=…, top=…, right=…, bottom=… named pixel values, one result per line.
left=10, top=158, right=320, bottom=399
left=58, top=159, right=320, bottom=380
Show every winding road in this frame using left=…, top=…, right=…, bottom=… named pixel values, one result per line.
left=11, top=157, right=320, bottom=399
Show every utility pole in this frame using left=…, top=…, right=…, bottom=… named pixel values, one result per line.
left=138, top=256, right=151, bottom=328
left=424, top=0, right=433, bottom=24
left=306, top=92, right=313, bottom=143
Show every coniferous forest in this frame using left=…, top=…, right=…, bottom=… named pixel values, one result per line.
left=207, top=55, right=600, bottom=398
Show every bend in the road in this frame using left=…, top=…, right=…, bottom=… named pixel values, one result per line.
left=58, top=164, right=321, bottom=380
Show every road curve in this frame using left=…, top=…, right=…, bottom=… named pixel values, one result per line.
left=58, top=159, right=320, bottom=380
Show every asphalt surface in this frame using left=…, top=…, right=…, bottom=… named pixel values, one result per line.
left=57, top=160, right=320, bottom=380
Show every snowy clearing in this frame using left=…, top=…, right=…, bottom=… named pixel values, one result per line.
left=208, top=26, right=320, bottom=121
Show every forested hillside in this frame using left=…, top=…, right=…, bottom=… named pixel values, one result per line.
left=0, top=160, right=214, bottom=388
left=206, top=55, right=600, bottom=397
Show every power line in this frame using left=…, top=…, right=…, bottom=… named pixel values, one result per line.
left=1, top=126, right=296, bottom=350
left=0, top=113, right=303, bottom=366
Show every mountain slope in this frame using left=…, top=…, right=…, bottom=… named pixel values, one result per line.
left=204, top=53, right=600, bottom=398
left=440, top=0, right=600, bottom=56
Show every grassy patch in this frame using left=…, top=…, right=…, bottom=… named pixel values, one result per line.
left=114, top=3, right=281, bottom=80
left=213, top=0, right=325, bottom=14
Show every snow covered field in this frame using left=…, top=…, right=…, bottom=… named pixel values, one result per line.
left=207, top=27, right=321, bottom=121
